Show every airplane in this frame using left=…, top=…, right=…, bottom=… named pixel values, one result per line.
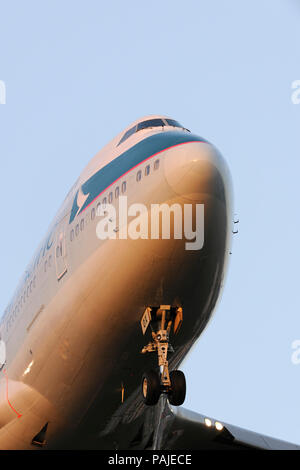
left=0, top=115, right=298, bottom=450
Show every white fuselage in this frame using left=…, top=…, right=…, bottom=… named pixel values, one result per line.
left=0, top=116, right=233, bottom=449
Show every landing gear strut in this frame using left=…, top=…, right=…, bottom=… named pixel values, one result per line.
left=140, top=306, right=186, bottom=407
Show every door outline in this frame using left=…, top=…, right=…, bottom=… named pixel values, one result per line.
left=55, top=222, right=68, bottom=281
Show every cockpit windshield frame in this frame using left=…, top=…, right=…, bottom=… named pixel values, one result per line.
left=117, top=118, right=188, bottom=146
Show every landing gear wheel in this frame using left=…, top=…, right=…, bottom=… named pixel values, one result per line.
left=141, top=370, right=161, bottom=406
left=168, top=370, right=186, bottom=406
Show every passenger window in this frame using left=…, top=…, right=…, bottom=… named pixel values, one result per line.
left=102, top=197, right=107, bottom=208
left=108, top=192, right=113, bottom=203
left=70, top=229, right=74, bottom=242
left=115, top=187, right=120, bottom=199
left=75, top=224, right=79, bottom=236
left=136, top=170, right=142, bottom=182
left=122, top=181, right=127, bottom=193
left=91, top=207, right=96, bottom=220
left=80, top=219, right=84, bottom=231
left=145, top=165, right=150, bottom=176
left=154, top=159, right=160, bottom=170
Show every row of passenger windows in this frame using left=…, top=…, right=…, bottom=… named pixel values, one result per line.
left=6, top=275, right=37, bottom=331
left=136, top=159, right=159, bottom=182
left=69, top=159, right=160, bottom=242
left=7, top=247, right=55, bottom=330
left=70, top=218, right=85, bottom=242
left=69, top=179, right=127, bottom=242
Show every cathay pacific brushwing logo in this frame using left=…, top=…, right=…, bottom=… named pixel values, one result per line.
left=69, top=186, right=91, bottom=223
left=69, top=131, right=206, bottom=225
left=76, top=186, right=90, bottom=216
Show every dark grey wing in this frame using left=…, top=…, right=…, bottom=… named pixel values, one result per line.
left=97, top=394, right=299, bottom=450
left=155, top=403, right=300, bottom=450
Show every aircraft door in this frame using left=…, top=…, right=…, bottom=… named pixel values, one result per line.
left=55, top=220, right=68, bottom=281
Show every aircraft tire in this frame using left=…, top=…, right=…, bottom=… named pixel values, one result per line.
left=141, top=370, right=161, bottom=406
left=168, top=370, right=186, bottom=406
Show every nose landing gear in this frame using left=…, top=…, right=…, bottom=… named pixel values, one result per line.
left=140, top=306, right=186, bottom=407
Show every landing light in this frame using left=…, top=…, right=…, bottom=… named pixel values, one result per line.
left=215, top=421, right=224, bottom=431
left=204, top=418, right=212, bottom=427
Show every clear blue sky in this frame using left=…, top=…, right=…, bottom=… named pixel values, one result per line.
left=0, top=0, right=300, bottom=445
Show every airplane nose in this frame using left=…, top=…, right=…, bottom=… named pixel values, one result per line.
left=163, top=141, right=230, bottom=202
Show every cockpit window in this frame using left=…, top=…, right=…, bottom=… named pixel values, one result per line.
left=118, top=125, right=137, bottom=146
left=165, top=119, right=183, bottom=128
left=136, top=119, right=165, bottom=131
left=118, top=118, right=186, bottom=146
